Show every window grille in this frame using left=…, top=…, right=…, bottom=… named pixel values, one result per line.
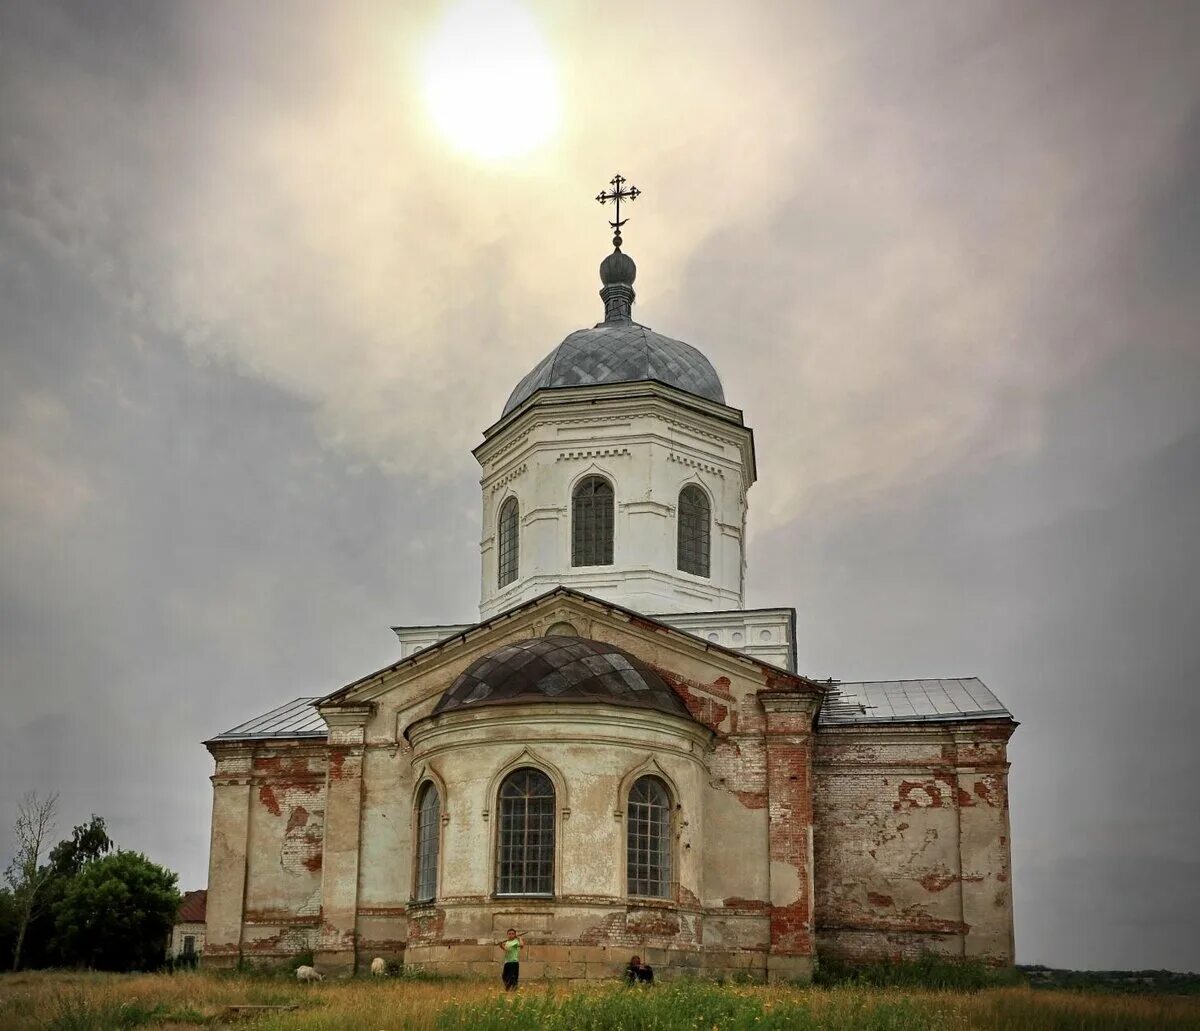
left=627, top=775, right=672, bottom=898
left=415, top=782, right=441, bottom=902
left=182, top=935, right=196, bottom=957
left=496, top=768, right=555, bottom=895
left=497, top=497, right=520, bottom=587
left=572, top=476, right=614, bottom=566
left=677, top=485, right=711, bottom=577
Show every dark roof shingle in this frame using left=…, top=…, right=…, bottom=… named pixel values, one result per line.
left=177, top=889, right=206, bottom=923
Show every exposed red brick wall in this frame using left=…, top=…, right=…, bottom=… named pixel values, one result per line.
left=812, top=722, right=1015, bottom=964
left=245, top=742, right=327, bottom=920
left=761, top=695, right=820, bottom=959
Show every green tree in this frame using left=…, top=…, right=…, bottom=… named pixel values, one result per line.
left=5, top=791, right=58, bottom=970
left=21, top=815, right=114, bottom=968
left=54, top=851, right=180, bottom=972
left=48, top=816, right=113, bottom=878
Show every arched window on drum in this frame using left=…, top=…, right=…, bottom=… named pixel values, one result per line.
left=677, top=485, right=711, bottom=577
left=497, top=497, right=520, bottom=588
left=572, top=476, right=614, bottom=567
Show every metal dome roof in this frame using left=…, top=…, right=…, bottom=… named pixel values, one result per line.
left=501, top=245, right=724, bottom=417
left=502, top=322, right=725, bottom=416
left=432, top=636, right=692, bottom=719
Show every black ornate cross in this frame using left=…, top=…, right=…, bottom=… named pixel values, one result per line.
left=595, top=173, right=641, bottom=247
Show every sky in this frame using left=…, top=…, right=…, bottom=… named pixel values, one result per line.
left=1, top=0, right=1198, bottom=970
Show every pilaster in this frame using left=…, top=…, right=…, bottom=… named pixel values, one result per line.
left=314, top=704, right=372, bottom=975
left=953, top=724, right=1016, bottom=963
left=758, top=690, right=821, bottom=982
left=203, top=745, right=253, bottom=968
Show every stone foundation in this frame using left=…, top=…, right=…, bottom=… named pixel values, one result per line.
left=402, top=941, right=770, bottom=982
left=815, top=928, right=962, bottom=964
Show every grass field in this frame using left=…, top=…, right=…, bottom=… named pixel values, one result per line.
left=1, top=970, right=1199, bottom=1031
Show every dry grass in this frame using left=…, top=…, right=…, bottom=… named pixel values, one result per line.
left=0, top=970, right=1197, bottom=1030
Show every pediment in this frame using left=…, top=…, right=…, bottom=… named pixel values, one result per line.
left=319, top=588, right=818, bottom=724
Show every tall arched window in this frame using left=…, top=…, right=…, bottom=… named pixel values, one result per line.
left=497, top=497, right=520, bottom=588
left=627, top=776, right=672, bottom=898
left=572, top=476, right=614, bottom=567
left=414, top=782, right=441, bottom=902
left=496, top=768, right=555, bottom=896
left=677, top=485, right=711, bottom=577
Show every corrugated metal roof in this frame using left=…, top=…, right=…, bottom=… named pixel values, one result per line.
left=210, top=697, right=327, bottom=741
left=818, top=678, right=1011, bottom=726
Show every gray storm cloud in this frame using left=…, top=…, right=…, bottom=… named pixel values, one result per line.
left=1, top=0, right=1197, bottom=969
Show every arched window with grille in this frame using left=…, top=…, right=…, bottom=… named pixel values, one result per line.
left=572, top=476, right=614, bottom=566
left=414, top=782, right=441, bottom=902
left=497, top=497, right=520, bottom=588
left=627, top=775, right=672, bottom=898
left=496, top=768, right=555, bottom=896
left=677, top=485, right=711, bottom=577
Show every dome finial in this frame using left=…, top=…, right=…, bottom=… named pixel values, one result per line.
left=595, top=173, right=641, bottom=322
left=595, top=173, right=641, bottom=247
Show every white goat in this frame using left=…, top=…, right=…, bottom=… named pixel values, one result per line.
left=370, top=956, right=387, bottom=976
left=295, top=964, right=324, bottom=982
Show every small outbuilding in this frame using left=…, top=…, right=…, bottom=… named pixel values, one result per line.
left=168, top=889, right=207, bottom=963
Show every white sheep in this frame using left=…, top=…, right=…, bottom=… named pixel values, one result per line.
left=295, top=964, right=324, bottom=982
left=370, top=957, right=387, bottom=976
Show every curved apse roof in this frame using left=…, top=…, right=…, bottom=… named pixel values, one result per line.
left=432, top=636, right=692, bottom=719
left=502, top=322, right=725, bottom=416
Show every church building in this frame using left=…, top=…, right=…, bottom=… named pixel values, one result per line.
left=202, top=181, right=1016, bottom=981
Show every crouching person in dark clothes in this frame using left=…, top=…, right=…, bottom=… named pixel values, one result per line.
left=625, top=955, right=654, bottom=984
left=498, top=928, right=523, bottom=991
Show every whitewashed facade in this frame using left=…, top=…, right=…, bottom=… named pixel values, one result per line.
left=202, top=238, right=1016, bottom=981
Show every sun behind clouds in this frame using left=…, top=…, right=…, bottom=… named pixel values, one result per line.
left=421, top=0, right=561, bottom=160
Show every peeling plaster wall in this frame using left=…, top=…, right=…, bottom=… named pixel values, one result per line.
left=346, top=596, right=807, bottom=972
left=354, top=745, right=412, bottom=958
left=379, top=602, right=818, bottom=980
left=204, top=597, right=1015, bottom=978
left=812, top=722, right=1015, bottom=964
left=405, top=703, right=711, bottom=960
left=204, top=741, right=327, bottom=966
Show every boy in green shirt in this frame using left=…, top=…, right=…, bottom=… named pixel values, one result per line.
left=498, top=928, right=523, bottom=991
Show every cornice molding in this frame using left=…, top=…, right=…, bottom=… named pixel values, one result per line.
left=667, top=452, right=724, bottom=477
left=475, top=386, right=754, bottom=482
left=556, top=447, right=631, bottom=462
left=489, top=463, right=527, bottom=493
